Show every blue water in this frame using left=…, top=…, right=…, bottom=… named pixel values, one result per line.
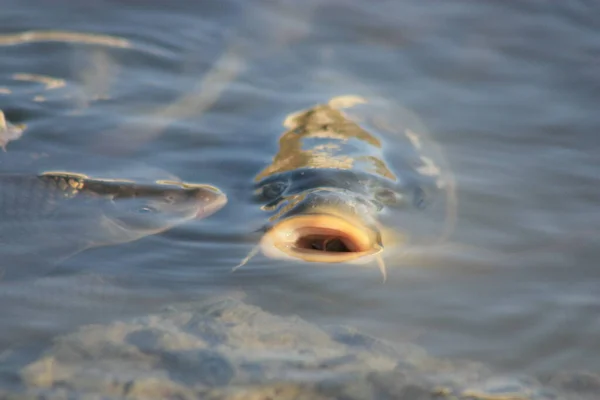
left=0, top=0, right=599, bottom=384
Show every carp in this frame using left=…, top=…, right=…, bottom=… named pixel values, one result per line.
left=0, top=171, right=227, bottom=281
left=235, top=95, right=455, bottom=282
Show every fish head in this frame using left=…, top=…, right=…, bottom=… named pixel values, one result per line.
left=259, top=187, right=385, bottom=264
left=93, top=181, right=227, bottom=244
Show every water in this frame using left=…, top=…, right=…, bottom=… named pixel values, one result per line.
left=0, top=0, right=599, bottom=387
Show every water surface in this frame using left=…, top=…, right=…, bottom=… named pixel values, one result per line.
left=0, top=0, right=599, bottom=383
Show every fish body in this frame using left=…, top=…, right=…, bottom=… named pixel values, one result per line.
left=239, top=95, right=451, bottom=280
left=0, top=171, right=227, bottom=281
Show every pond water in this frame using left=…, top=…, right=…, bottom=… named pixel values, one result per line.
left=0, top=0, right=598, bottom=389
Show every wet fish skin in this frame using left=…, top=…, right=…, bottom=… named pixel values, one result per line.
left=0, top=172, right=227, bottom=281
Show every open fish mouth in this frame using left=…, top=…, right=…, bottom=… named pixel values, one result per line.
left=260, top=214, right=382, bottom=263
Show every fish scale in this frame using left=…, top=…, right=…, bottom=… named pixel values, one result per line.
left=0, top=175, right=92, bottom=262
left=1, top=176, right=76, bottom=225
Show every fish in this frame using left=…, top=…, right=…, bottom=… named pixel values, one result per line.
left=0, top=110, right=26, bottom=151
left=0, top=171, right=227, bottom=282
left=234, top=95, right=454, bottom=282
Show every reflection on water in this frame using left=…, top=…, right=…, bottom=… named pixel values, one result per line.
left=0, top=0, right=599, bottom=393
left=0, top=30, right=132, bottom=48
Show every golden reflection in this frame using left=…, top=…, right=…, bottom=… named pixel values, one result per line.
left=255, top=95, right=396, bottom=181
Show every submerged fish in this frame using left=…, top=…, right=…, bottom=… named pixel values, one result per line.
left=235, top=95, right=454, bottom=281
left=0, top=171, right=227, bottom=281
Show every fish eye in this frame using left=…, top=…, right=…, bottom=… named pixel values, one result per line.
left=136, top=205, right=158, bottom=214
left=374, top=188, right=401, bottom=206
left=163, top=194, right=177, bottom=204
left=261, top=181, right=287, bottom=199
